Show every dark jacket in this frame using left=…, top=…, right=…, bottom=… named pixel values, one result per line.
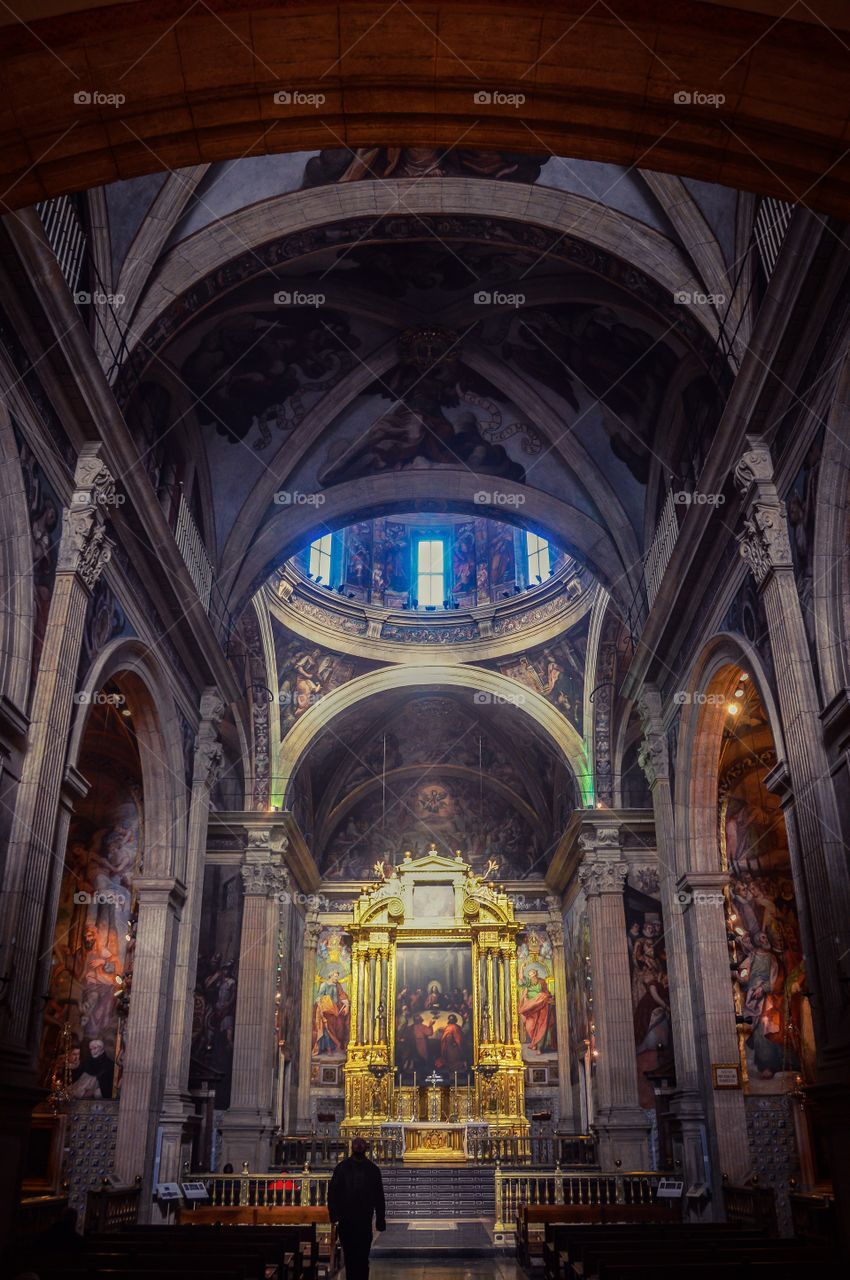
left=328, top=1154, right=386, bottom=1229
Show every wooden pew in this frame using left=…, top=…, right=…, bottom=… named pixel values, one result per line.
left=542, top=1223, right=755, bottom=1279
left=112, top=1221, right=324, bottom=1279
left=516, top=1201, right=679, bottom=1272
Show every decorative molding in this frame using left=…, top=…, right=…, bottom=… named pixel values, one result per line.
left=733, top=436, right=794, bottom=586
left=637, top=688, right=669, bottom=788
left=241, top=860, right=289, bottom=897
left=578, top=857, right=629, bottom=896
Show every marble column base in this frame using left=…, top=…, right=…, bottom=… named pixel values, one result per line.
left=593, top=1105, right=651, bottom=1171
left=157, top=1094, right=199, bottom=1183
left=668, top=1088, right=716, bottom=1219
left=218, top=1108, right=276, bottom=1173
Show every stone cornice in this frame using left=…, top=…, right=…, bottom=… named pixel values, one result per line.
left=209, top=810, right=320, bottom=895
left=545, top=808, right=656, bottom=896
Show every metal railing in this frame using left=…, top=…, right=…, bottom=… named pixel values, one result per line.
left=203, top=1172, right=331, bottom=1209
left=84, top=1183, right=142, bottom=1234
left=494, top=1169, right=669, bottom=1234
left=273, top=1131, right=597, bottom=1168
left=722, top=1182, right=778, bottom=1235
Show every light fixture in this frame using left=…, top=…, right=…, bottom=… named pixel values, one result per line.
left=734, top=686, right=744, bottom=697
left=727, top=703, right=740, bottom=716
left=121, top=707, right=132, bottom=718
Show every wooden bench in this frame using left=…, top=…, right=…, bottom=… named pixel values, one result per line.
left=516, top=1201, right=679, bottom=1272
left=542, top=1223, right=756, bottom=1280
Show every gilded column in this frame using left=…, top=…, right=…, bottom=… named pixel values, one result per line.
left=578, top=831, right=650, bottom=1170
left=219, top=828, right=288, bottom=1171
left=158, top=688, right=225, bottom=1181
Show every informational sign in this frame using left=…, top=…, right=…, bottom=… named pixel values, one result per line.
left=154, top=1182, right=181, bottom=1201
left=712, top=1063, right=741, bottom=1089
left=181, top=1182, right=210, bottom=1201
left=656, top=1179, right=684, bottom=1199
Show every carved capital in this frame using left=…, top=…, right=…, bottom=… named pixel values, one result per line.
left=57, top=507, right=114, bottom=588
left=733, top=436, right=775, bottom=496
left=241, top=860, right=289, bottom=897
left=578, top=857, right=629, bottom=897
left=578, top=825, right=621, bottom=854
left=199, top=686, right=226, bottom=725
left=737, top=504, right=793, bottom=584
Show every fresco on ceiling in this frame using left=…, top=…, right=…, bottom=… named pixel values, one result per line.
left=625, top=868, right=674, bottom=1109
left=322, top=774, right=540, bottom=880
left=722, top=748, right=816, bottom=1092
left=487, top=613, right=589, bottom=735
left=475, top=304, right=680, bottom=485
left=337, top=696, right=534, bottom=803
left=180, top=310, right=362, bottom=447
left=273, top=624, right=371, bottom=736
left=192, top=865, right=243, bottom=1107
left=312, top=926, right=351, bottom=1061
left=317, top=329, right=540, bottom=486
left=303, top=147, right=545, bottom=187
left=40, top=747, right=142, bottom=1100
left=517, top=926, right=558, bottom=1059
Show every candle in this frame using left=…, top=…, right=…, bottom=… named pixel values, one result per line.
left=454, top=1071, right=458, bottom=1091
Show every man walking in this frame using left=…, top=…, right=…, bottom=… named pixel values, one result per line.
left=328, top=1136, right=387, bottom=1279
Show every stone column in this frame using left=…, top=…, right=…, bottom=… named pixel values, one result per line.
left=219, top=828, right=288, bottom=1171
left=735, top=436, right=850, bottom=1245
left=157, top=689, right=225, bottom=1182
left=638, top=690, right=712, bottom=1197
left=296, top=916, right=320, bottom=1129
left=676, top=870, right=750, bottom=1183
left=0, top=444, right=114, bottom=1244
left=578, top=833, right=650, bottom=1170
left=546, top=905, right=575, bottom=1128
left=113, top=877, right=186, bottom=1196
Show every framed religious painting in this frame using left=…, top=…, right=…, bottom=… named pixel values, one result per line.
left=394, top=944, right=473, bottom=1084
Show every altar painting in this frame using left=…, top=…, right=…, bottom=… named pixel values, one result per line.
left=394, top=945, right=473, bottom=1083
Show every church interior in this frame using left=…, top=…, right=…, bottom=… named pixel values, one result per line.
left=1, top=2, right=850, bottom=1276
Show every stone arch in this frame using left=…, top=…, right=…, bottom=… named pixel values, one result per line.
left=69, top=638, right=188, bottom=881
left=4, top=4, right=850, bottom=214
left=674, top=632, right=786, bottom=878
left=229, top=472, right=632, bottom=620
left=0, top=405, right=36, bottom=714
left=276, top=663, right=589, bottom=810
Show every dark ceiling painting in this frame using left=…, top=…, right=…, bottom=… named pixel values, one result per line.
left=303, top=147, right=545, bottom=187
left=321, top=772, right=542, bottom=881
left=317, top=328, right=540, bottom=487
left=180, top=309, right=362, bottom=447
left=272, top=619, right=376, bottom=738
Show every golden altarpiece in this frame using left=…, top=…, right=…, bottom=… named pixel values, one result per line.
left=340, top=848, right=529, bottom=1162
